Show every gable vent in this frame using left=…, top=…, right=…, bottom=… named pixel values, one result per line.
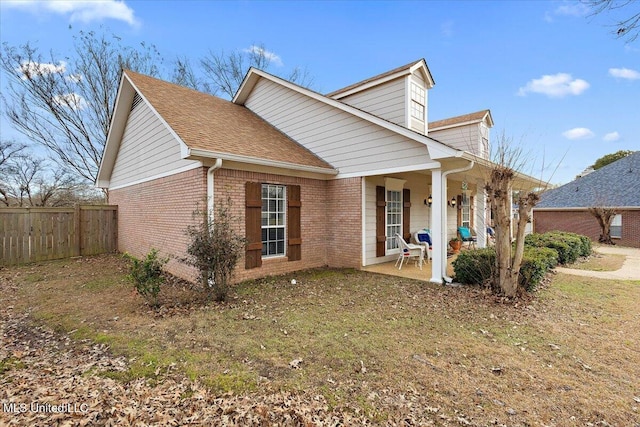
left=130, top=92, right=143, bottom=112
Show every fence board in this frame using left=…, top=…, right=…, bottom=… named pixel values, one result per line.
left=0, top=206, right=117, bottom=266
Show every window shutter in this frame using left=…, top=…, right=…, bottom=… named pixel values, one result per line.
left=287, top=185, right=301, bottom=261
left=376, top=186, right=386, bottom=257
left=245, top=182, right=262, bottom=269
left=403, top=188, right=411, bottom=241
left=457, top=195, right=463, bottom=226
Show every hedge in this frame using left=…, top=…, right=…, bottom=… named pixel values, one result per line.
left=524, top=231, right=591, bottom=265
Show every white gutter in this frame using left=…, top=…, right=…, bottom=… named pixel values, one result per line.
left=207, top=159, right=223, bottom=220
left=440, top=160, right=475, bottom=283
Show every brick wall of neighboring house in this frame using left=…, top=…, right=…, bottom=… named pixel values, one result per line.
left=109, top=167, right=207, bottom=282
left=327, top=177, right=363, bottom=268
left=533, top=209, right=640, bottom=248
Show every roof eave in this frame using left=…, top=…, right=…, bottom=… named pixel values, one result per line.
left=186, top=148, right=339, bottom=176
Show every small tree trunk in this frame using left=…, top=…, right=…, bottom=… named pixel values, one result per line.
left=588, top=207, right=616, bottom=245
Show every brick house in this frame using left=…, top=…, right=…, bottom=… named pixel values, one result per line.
left=534, top=151, right=640, bottom=248
left=97, top=59, right=540, bottom=283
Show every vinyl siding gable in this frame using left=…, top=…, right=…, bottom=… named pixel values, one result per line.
left=109, top=96, right=199, bottom=189
left=336, top=77, right=406, bottom=126
left=244, top=78, right=432, bottom=177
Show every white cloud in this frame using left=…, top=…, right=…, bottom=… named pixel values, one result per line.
left=562, top=127, right=595, bottom=140
left=53, top=93, right=87, bottom=110
left=554, top=3, right=589, bottom=17
left=3, top=0, right=138, bottom=26
left=441, top=20, right=454, bottom=37
left=603, top=131, right=621, bottom=142
left=18, top=60, right=66, bottom=79
left=608, top=67, right=640, bottom=80
left=66, top=74, right=83, bottom=83
left=244, top=45, right=283, bottom=67
left=517, top=73, right=590, bottom=97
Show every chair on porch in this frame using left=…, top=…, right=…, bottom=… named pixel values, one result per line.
left=413, top=229, right=432, bottom=263
left=457, top=226, right=476, bottom=249
left=394, top=233, right=424, bottom=270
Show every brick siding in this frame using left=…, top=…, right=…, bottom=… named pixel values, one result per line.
left=533, top=209, right=640, bottom=248
left=109, top=167, right=207, bottom=281
left=111, top=167, right=364, bottom=284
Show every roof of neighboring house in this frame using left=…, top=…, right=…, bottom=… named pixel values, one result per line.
left=536, top=151, right=640, bottom=208
left=429, top=110, right=494, bottom=130
left=122, top=70, right=334, bottom=171
left=325, top=59, right=434, bottom=98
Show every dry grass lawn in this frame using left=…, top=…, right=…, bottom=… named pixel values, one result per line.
left=1, top=253, right=639, bottom=426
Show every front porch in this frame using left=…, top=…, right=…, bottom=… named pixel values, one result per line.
left=363, top=253, right=459, bottom=282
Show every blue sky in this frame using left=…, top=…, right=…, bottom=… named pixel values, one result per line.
left=1, top=0, right=638, bottom=184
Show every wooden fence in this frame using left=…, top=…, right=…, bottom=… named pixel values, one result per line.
left=0, top=205, right=117, bottom=266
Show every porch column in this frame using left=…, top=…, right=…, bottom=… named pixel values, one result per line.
left=430, top=168, right=444, bottom=283
left=475, top=179, right=487, bottom=248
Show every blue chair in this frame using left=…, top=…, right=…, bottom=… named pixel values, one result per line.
left=457, top=226, right=476, bottom=249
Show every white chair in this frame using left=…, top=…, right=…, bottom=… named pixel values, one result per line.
left=413, top=230, right=432, bottom=263
left=394, top=233, right=424, bottom=270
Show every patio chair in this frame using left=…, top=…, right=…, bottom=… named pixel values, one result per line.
left=413, top=229, right=433, bottom=263
left=394, top=233, right=424, bottom=270
left=457, top=226, right=476, bottom=249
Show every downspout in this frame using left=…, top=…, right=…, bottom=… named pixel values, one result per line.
left=207, top=159, right=223, bottom=220
left=441, top=160, right=474, bottom=283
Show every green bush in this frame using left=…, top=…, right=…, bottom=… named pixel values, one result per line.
left=452, top=248, right=495, bottom=285
left=453, top=246, right=558, bottom=292
left=126, top=249, right=167, bottom=307
left=519, top=247, right=558, bottom=292
left=524, top=231, right=590, bottom=265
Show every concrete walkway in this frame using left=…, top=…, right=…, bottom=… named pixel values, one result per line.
left=556, top=245, right=640, bottom=281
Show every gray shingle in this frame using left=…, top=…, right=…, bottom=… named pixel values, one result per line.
left=537, top=152, right=640, bottom=208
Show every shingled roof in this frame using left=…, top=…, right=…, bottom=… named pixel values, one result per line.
left=429, top=110, right=493, bottom=130
left=124, top=70, right=334, bottom=171
left=537, top=151, right=640, bottom=208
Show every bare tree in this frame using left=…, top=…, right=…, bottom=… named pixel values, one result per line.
left=583, top=0, right=640, bottom=42
left=484, top=134, right=542, bottom=297
left=200, top=44, right=313, bottom=99
left=0, top=30, right=164, bottom=191
left=588, top=206, right=617, bottom=244
left=0, top=139, right=27, bottom=205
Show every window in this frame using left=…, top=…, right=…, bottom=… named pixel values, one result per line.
left=481, top=137, right=489, bottom=158
left=410, top=83, right=425, bottom=121
left=261, top=184, right=286, bottom=257
left=611, top=214, right=622, bottom=239
left=461, top=193, right=471, bottom=228
left=386, top=190, right=402, bottom=250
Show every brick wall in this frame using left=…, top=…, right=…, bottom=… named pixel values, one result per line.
left=110, top=168, right=366, bottom=283
left=533, top=209, right=640, bottom=248
left=327, top=177, right=363, bottom=268
left=109, top=167, right=207, bottom=281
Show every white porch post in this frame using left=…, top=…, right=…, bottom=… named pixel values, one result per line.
left=475, top=179, right=487, bottom=248
left=430, top=168, right=443, bottom=283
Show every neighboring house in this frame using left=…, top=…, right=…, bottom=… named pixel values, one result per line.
left=97, top=59, right=540, bottom=284
left=534, top=151, right=640, bottom=248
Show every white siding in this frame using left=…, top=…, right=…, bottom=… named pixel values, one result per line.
left=337, top=78, right=406, bottom=126
left=363, top=174, right=431, bottom=266
left=109, top=98, right=198, bottom=188
left=430, top=124, right=481, bottom=155
left=245, top=79, right=431, bottom=176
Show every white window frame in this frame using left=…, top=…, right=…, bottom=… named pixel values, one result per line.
left=610, top=214, right=622, bottom=239
left=410, top=83, right=425, bottom=121
left=461, top=193, right=471, bottom=229
left=261, top=184, right=286, bottom=258
left=386, top=190, right=402, bottom=253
